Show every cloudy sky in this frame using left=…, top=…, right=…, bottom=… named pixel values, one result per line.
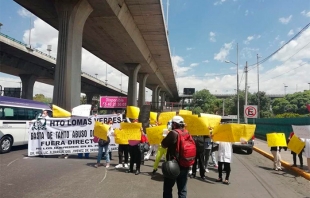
left=0, top=0, right=310, bottom=101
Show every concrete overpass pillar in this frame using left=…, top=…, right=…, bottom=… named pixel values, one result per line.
left=160, top=91, right=166, bottom=111
left=85, top=93, right=94, bottom=104
left=19, top=74, right=37, bottom=100
left=157, top=88, right=161, bottom=110
left=126, top=63, right=141, bottom=106
left=138, top=73, right=149, bottom=108
left=53, top=0, right=93, bottom=111
left=151, top=85, right=159, bottom=111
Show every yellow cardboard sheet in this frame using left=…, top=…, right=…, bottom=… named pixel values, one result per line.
left=181, top=115, right=209, bottom=135
left=52, top=104, right=71, bottom=118
left=146, top=125, right=167, bottom=145
left=212, top=124, right=256, bottom=142
left=200, top=113, right=221, bottom=128
left=266, top=133, right=287, bottom=147
left=158, top=112, right=176, bottom=126
left=94, top=121, right=109, bottom=140
left=126, top=106, right=140, bottom=119
left=114, top=122, right=142, bottom=144
left=179, top=110, right=192, bottom=115
left=287, top=135, right=305, bottom=154
left=150, top=112, right=158, bottom=124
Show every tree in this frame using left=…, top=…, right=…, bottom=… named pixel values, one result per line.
left=33, top=94, right=52, bottom=104
left=249, top=91, right=272, bottom=118
left=190, top=89, right=218, bottom=114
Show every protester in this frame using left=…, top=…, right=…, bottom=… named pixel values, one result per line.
left=115, top=118, right=130, bottom=169
left=288, top=132, right=303, bottom=168
left=151, top=122, right=170, bottom=176
left=299, top=138, right=310, bottom=173
left=190, top=135, right=206, bottom=180
left=126, top=127, right=147, bottom=175
left=203, top=135, right=212, bottom=173
left=102, top=120, right=114, bottom=160
left=270, top=146, right=283, bottom=171
left=94, top=124, right=113, bottom=168
left=216, top=141, right=232, bottom=185
left=161, top=116, right=191, bottom=198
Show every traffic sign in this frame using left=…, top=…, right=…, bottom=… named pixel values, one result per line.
left=244, top=105, right=257, bottom=118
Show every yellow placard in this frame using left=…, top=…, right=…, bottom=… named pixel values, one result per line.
left=200, top=113, right=221, bottom=128
left=158, top=112, right=176, bottom=126
left=181, top=115, right=209, bottom=135
left=114, top=122, right=142, bottom=144
left=94, top=121, right=109, bottom=140
left=287, top=135, right=305, bottom=154
left=266, top=133, right=287, bottom=147
left=212, top=124, right=256, bottom=142
left=126, top=106, right=140, bottom=119
left=212, top=124, right=236, bottom=142
left=146, top=125, right=166, bottom=145
left=179, top=110, right=192, bottom=115
left=52, top=104, right=71, bottom=118
left=150, top=112, right=158, bottom=124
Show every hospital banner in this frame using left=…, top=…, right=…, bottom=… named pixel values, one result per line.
left=28, top=116, right=96, bottom=156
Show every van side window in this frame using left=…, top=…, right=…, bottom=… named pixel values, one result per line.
left=4, top=107, right=14, bottom=119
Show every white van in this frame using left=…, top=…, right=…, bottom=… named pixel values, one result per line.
left=0, top=96, right=51, bottom=153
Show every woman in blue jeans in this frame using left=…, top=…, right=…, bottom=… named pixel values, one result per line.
left=95, top=143, right=110, bottom=168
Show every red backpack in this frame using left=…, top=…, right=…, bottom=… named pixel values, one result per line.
left=174, top=129, right=196, bottom=167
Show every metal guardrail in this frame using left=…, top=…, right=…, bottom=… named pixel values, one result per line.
left=81, top=72, right=127, bottom=94
left=0, top=32, right=56, bottom=60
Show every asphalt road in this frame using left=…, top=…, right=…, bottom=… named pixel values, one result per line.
left=0, top=146, right=309, bottom=198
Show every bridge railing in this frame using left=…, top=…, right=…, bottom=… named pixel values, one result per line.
left=0, top=32, right=56, bottom=60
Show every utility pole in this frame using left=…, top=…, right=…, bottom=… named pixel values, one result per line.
left=257, top=54, right=261, bottom=118
left=222, top=99, right=225, bottom=116
left=237, top=43, right=240, bottom=124
left=244, top=62, right=248, bottom=124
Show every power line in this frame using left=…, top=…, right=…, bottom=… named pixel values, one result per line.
left=247, top=22, right=310, bottom=67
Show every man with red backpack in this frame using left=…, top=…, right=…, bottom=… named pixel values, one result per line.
left=161, top=116, right=196, bottom=198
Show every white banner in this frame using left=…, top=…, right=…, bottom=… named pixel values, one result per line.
left=28, top=114, right=122, bottom=156
left=292, top=125, right=310, bottom=139
left=28, top=116, right=96, bottom=156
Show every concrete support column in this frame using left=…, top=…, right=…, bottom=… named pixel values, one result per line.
left=157, top=88, right=161, bottom=110
left=85, top=93, right=94, bottom=104
left=151, top=85, right=159, bottom=111
left=53, top=0, right=93, bottom=111
left=160, top=91, right=166, bottom=111
left=138, top=73, right=149, bottom=108
left=19, top=74, right=37, bottom=100
left=126, top=63, right=141, bottom=106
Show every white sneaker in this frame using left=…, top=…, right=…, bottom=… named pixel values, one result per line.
left=188, top=170, right=192, bottom=175
left=115, top=164, right=123, bottom=168
left=106, top=163, right=110, bottom=168
left=205, top=168, right=209, bottom=173
left=124, top=164, right=129, bottom=169
left=64, top=155, right=68, bottom=159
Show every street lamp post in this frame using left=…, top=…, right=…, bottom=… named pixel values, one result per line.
left=284, top=85, right=288, bottom=95
left=308, top=83, right=310, bottom=90
left=257, top=54, right=261, bottom=118
left=225, top=43, right=239, bottom=123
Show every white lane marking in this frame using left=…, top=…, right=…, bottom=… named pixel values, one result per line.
left=99, top=168, right=108, bottom=184
left=7, top=158, right=19, bottom=167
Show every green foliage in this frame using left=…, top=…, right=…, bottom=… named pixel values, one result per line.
left=33, top=94, right=52, bottom=104
left=190, top=89, right=218, bottom=113
left=271, top=90, right=310, bottom=115
left=274, top=113, right=302, bottom=118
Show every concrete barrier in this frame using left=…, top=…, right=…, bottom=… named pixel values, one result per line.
left=253, top=146, right=310, bottom=181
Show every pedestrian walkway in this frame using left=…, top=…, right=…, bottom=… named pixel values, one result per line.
left=254, top=138, right=310, bottom=180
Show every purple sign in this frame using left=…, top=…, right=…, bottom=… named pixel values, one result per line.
left=100, top=96, right=127, bottom=108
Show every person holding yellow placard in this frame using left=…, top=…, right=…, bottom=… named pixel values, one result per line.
left=288, top=132, right=304, bottom=168
left=299, top=137, right=310, bottom=173
left=270, top=146, right=284, bottom=171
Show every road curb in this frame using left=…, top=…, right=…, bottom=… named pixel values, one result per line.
left=253, top=146, right=310, bottom=181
